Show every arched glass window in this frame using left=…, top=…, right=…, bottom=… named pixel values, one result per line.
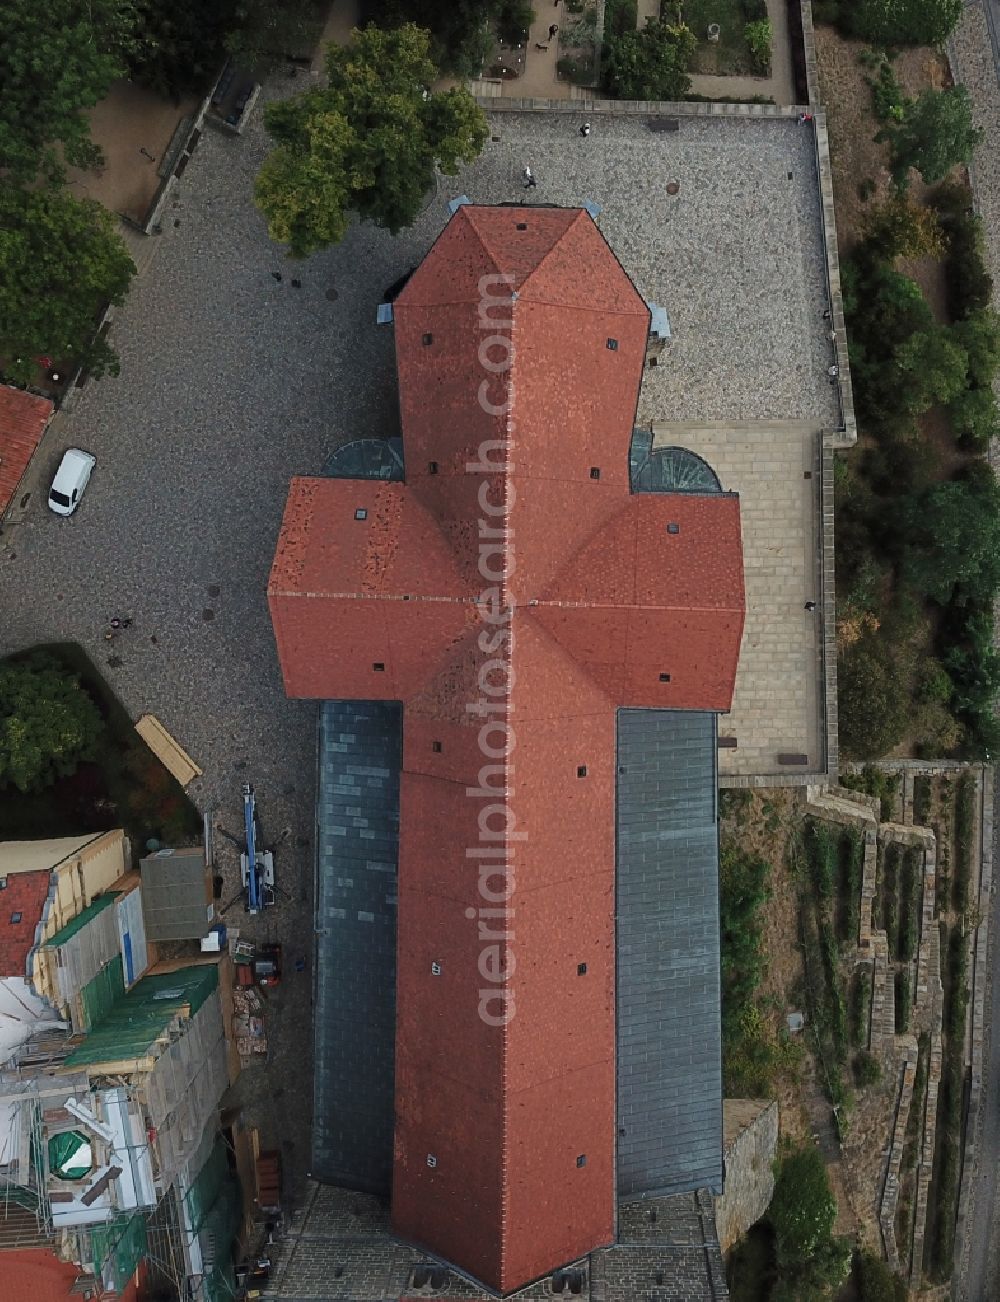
left=324, top=438, right=404, bottom=481
left=632, top=445, right=722, bottom=494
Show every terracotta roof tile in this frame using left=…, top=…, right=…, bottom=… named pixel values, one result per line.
left=267, top=206, right=746, bottom=1295
left=0, top=870, right=52, bottom=977
left=0, top=387, right=53, bottom=516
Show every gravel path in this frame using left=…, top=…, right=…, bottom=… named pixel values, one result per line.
left=948, top=5, right=1000, bottom=1296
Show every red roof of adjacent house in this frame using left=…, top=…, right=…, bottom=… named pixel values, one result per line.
left=0, top=386, right=52, bottom=516
left=0, top=1248, right=143, bottom=1302
left=0, top=1248, right=82, bottom=1301
left=0, top=870, right=52, bottom=978
left=268, top=206, right=745, bottom=1295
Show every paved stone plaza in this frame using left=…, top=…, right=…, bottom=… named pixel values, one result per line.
left=0, top=93, right=839, bottom=1210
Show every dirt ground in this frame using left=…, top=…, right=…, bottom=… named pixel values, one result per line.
left=814, top=25, right=950, bottom=253
left=65, top=80, right=200, bottom=226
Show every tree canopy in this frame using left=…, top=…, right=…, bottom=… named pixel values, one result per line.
left=602, top=17, right=696, bottom=101
left=766, top=1143, right=850, bottom=1298
left=373, top=0, right=535, bottom=77
left=255, top=24, right=488, bottom=257
left=881, top=87, right=981, bottom=188
left=0, top=184, right=136, bottom=385
left=902, top=464, right=1000, bottom=606
left=0, top=0, right=133, bottom=181
left=847, top=0, right=962, bottom=47
left=0, top=660, right=104, bottom=793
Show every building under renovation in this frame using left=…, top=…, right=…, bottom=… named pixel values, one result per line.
left=0, top=833, right=242, bottom=1300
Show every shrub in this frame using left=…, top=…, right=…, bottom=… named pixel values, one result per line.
left=949, top=385, right=1000, bottom=450
left=769, top=1144, right=837, bottom=1268
left=741, top=0, right=768, bottom=18
left=853, top=1049, right=881, bottom=1087
left=845, top=0, right=962, bottom=47
left=604, top=0, right=638, bottom=37
left=602, top=17, right=695, bottom=99
left=497, top=0, right=537, bottom=42
left=879, top=86, right=981, bottom=189
left=913, top=775, right=932, bottom=823
left=898, top=848, right=920, bottom=962
left=744, top=18, right=772, bottom=74
left=944, top=211, right=993, bottom=320
left=868, top=57, right=907, bottom=123
left=954, top=772, right=975, bottom=914
left=850, top=965, right=873, bottom=1046
left=838, top=636, right=909, bottom=760
left=855, top=1249, right=908, bottom=1302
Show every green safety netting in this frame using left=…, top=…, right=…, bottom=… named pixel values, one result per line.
left=65, top=963, right=218, bottom=1068
left=45, top=892, right=119, bottom=948
left=80, top=954, right=125, bottom=1032
left=90, top=1213, right=148, bottom=1293
left=48, top=1130, right=93, bottom=1180
left=184, top=1136, right=241, bottom=1302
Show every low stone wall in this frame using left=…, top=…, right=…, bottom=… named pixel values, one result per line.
left=715, top=1100, right=780, bottom=1253
left=880, top=1044, right=919, bottom=1270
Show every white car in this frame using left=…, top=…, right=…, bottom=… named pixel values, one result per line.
left=48, top=448, right=96, bottom=516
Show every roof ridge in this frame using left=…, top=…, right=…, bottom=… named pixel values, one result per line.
left=517, top=207, right=588, bottom=300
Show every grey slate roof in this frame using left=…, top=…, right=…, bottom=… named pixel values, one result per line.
left=615, top=709, right=723, bottom=1200
left=312, top=700, right=401, bottom=1192
left=312, top=703, right=723, bottom=1203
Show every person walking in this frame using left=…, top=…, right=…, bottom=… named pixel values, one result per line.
left=524, top=164, right=537, bottom=189
left=549, top=23, right=559, bottom=37
left=580, top=121, right=591, bottom=137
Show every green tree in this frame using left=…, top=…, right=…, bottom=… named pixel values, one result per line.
left=894, top=326, right=968, bottom=413
left=949, top=385, right=1000, bottom=449
left=952, top=308, right=1000, bottom=388
left=126, top=0, right=235, bottom=98
left=0, top=0, right=133, bottom=181
left=0, top=660, right=104, bottom=793
left=863, top=194, right=944, bottom=260
left=855, top=1249, right=908, bottom=1302
left=902, top=465, right=1000, bottom=605
left=224, top=0, right=326, bottom=72
left=838, top=636, right=909, bottom=759
left=848, top=0, right=962, bottom=46
left=880, top=87, right=981, bottom=188
left=0, top=184, right=136, bottom=386
left=255, top=24, right=488, bottom=257
left=376, top=0, right=535, bottom=77
left=769, top=1144, right=837, bottom=1268
left=602, top=17, right=696, bottom=101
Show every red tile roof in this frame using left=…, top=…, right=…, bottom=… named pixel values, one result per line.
left=0, top=870, right=52, bottom=978
left=0, top=1248, right=80, bottom=1301
left=0, top=386, right=53, bottom=516
left=268, top=206, right=745, bottom=1295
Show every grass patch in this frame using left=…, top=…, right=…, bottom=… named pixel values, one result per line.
left=838, top=827, right=863, bottom=944
left=680, top=0, right=752, bottom=74
left=841, top=763, right=900, bottom=821
left=798, top=828, right=853, bottom=1135
left=721, top=842, right=801, bottom=1094
left=928, top=923, right=970, bottom=1281
left=0, top=643, right=200, bottom=856
left=954, top=771, right=975, bottom=915
left=913, top=774, right=932, bottom=824
left=849, top=963, right=873, bottom=1047
left=897, top=847, right=921, bottom=963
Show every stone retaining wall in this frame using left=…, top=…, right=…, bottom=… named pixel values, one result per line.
left=880, top=1044, right=919, bottom=1270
